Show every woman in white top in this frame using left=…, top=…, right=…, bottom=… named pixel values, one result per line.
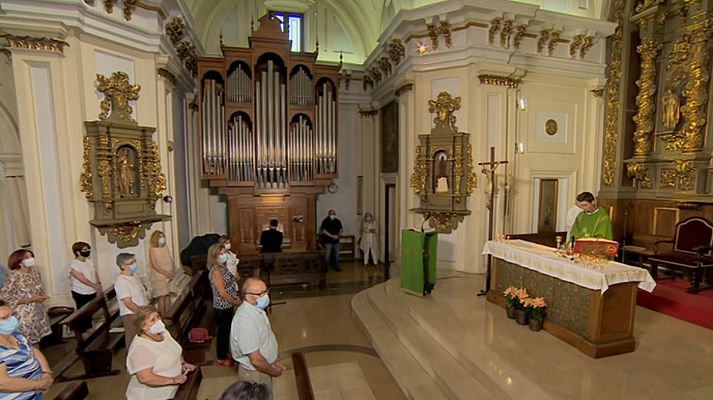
left=125, top=305, right=196, bottom=400
left=68, top=241, right=101, bottom=332
left=360, top=213, right=379, bottom=266
left=114, top=252, right=150, bottom=348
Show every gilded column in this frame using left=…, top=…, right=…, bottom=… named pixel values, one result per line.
left=681, top=18, right=713, bottom=153
left=632, top=40, right=662, bottom=156
left=602, top=0, right=626, bottom=186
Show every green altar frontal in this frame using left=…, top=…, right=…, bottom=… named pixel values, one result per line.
left=401, top=230, right=438, bottom=296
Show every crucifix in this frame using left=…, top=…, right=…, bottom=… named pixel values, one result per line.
left=477, top=146, right=508, bottom=296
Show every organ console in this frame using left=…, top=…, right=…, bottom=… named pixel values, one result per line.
left=197, top=14, right=340, bottom=254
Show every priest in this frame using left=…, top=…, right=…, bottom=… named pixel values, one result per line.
left=569, top=191, right=613, bottom=243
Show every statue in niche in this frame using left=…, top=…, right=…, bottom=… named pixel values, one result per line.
left=433, top=151, right=449, bottom=194
left=116, top=146, right=137, bottom=195
left=662, top=89, right=681, bottom=130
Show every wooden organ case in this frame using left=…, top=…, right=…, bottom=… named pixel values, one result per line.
left=198, top=15, right=340, bottom=254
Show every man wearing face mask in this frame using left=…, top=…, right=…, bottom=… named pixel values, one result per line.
left=320, top=209, right=344, bottom=272
left=230, top=278, right=286, bottom=388
left=68, top=241, right=102, bottom=333
left=114, top=253, right=150, bottom=347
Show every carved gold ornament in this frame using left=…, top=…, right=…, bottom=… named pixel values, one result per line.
left=103, top=0, right=116, bottom=14
left=428, top=92, right=461, bottom=131
left=478, top=75, right=520, bottom=88
left=427, top=24, right=439, bottom=50
left=389, top=39, right=405, bottom=64
left=674, top=160, right=695, bottom=190
left=659, top=168, right=677, bottom=189
left=548, top=30, right=561, bottom=56
left=410, top=145, right=428, bottom=195
left=123, top=0, right=137, bottom=20
left=636, top=0, right=663, bottom=13
left=1, top=34, right=69, bottom=54
left=144, top=140, right=167, bottom=208
left=379, top=57, right=392, bottom=75
left=632, top=40, right=662, bottom=156
left=602, top=0, right=626, bottom=186
left=428, top=212, right=461, bottom=232
left=681, top=18, right=713, bottom=153
left=466, top=144, right=478, bottom=194
left=513, top=24, right=527, bottom=50
left=157, top=68, right=177, bottom=86
left=488, top=18, right=501, bottom=46
left=165, top=17, right=185, bottom=46
left=96, top=72, right=141, bottom=121
left=80, top=136, right=93, bottom=199
left=537, top=29, right=550, bottom=54
left=626, top=162, right=652, bottom=189
left=545, top=119, right=558, bottom=135
left=500, top=19, right=513, bottom=48
left=394, top=83, right=414, bottom=98
left=580, top=36, right=595, bottom=59
left=440, top=20, right=452, bottom=48
left=569, top=34, right=583, bottom=58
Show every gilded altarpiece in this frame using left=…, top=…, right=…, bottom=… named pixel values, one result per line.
left=80, top=72, right=168, bottom=247
left=410, top=92, right=477, bottom=233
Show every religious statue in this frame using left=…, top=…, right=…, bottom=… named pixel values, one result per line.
left=360, top=212, right=379, bottom=266
left=117, top=147, right=136, bottom=195
left=662, top=89, right=680, bottom=130
left=434, top=152, right=449, bottom=193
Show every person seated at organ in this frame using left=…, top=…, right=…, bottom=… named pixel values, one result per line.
left=569, top=191, right=613, bottom=244
left=259, top=220, right=283, bottom=253
left=125, top=305, right=196, bottom=400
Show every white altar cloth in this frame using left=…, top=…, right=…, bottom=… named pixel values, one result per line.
left=482, top=239, right=656, bottom=293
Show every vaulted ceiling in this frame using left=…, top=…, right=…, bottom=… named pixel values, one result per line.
left=182, top=0, right=608, bottom=64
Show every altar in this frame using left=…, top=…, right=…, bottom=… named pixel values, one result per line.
left=483, top=240, right=656, bottom=358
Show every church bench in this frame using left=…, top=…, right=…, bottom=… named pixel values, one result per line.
left=51, top=381, right=89, bottom=400
left=40, top=306, right=75, bottom=347
left=165, top=270, right=211, bottom=363
left=237, top=252, right=326, bottom=288
left=55, top=287, right=124, bottom=381
left=173, top=367, right=203, bottom=400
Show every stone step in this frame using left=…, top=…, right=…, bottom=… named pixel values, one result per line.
left=352, top=288, right=448, bottom=400
left=366, top=283, right=496, bottom=400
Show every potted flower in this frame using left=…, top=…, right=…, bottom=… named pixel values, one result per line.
left=503, top=286, right=529, bottom=321
left=522, top=296, right=547, bottom=331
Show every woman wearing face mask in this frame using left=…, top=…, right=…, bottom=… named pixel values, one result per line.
left=0, top=250, right=51, bottom=347
left=67, top=241, right=102, bottom=333
left=217, top=235, right=239, bottom=278
left=114, top=253, right=150, bottom=348
left=148, top=231, right=175, bottom=318
left=207, top=243, right=241, bottom=366
left=0, top=299, right=54, bottom=398
left=125, top=305, right=196, bottom=400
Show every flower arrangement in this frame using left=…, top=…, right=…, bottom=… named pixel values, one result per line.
left=503, top=286, right=529, bottom=310
left=522, top=297, right=548, bottom=321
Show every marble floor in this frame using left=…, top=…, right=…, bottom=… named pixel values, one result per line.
left=353, top=272, right=713, bottom=400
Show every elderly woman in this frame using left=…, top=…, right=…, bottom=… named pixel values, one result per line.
left=207, top=243, right=241, bottom=366
left=0, top=299, right=54, bottom=398
left=148, top=231, right=175, bottom=318
left=126, top=305, right=196, bottom=400
left=114, top=253, right=150, bottom=348
left=0, top=250, right=51, bottom=347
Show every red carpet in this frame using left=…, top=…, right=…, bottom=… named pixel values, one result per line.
left=637, top=279, right=713, bottom=330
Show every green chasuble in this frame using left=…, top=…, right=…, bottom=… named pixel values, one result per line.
left=570, top=208, right=613, bottom=242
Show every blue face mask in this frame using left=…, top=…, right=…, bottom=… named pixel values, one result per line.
left=128, top=263, right=138, bottom=273
left=218, top=254, right=229, bottom=264
left=0, top=316, right=19, bottom=334
left=256, top=294, right=270, bottom=310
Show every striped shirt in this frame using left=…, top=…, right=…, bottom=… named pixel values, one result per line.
left=0, top=333, right=42, bottom=400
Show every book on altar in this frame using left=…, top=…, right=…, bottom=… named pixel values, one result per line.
left=573, top=238, right=620, bottom=257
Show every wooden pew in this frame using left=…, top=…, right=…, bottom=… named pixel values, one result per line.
left=237, top=252, right=325, bottom=288
left=165, top=270, right=211, bottom=363
left=173, top=367, right=203, bottom=400
left=55, top=287, right=124, bottom=381
left=51, top=381, right=89, bottom=400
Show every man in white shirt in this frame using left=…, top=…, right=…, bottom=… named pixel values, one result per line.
left=230, top=278, right=286, bottom=387
left=114, top=252, right=149, bottom=347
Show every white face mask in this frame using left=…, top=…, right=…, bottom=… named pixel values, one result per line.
left=329, top=215, right=336, bottom=220
left=22, top=257, right=36, bottom=268
left=149, top=320, right=166, bottom=334
left=158, top=237, right=166, bottom=246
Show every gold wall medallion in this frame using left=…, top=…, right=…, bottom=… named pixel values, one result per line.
left=545, top=119, right=558, bottom=136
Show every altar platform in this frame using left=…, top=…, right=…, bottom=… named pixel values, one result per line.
left=352, top=273, right=713, bottom=400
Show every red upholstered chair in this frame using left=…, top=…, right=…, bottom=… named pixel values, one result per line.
left=649, top=217, right=713, bottom=293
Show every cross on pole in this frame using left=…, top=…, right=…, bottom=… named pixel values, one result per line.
left=477, top=146, right=508, bottom=296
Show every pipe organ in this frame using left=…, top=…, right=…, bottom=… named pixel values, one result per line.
left=197, top=15, right=340, bottom=254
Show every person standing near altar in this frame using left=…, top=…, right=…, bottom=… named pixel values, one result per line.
left=320, top=210, right=343, bottom=272
left=569, top=192, right=613, bottom=243
left=360, top=213, right=379, bottom=266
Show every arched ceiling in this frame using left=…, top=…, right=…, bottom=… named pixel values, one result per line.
left=182, top=0, right=608, bottom=64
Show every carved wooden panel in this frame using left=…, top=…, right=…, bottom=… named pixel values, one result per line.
left=653, top=207, right=679, bottom=237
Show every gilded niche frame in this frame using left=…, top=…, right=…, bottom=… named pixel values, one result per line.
left=410, top=91, right=477, bottom=233
left=80, top=71, right=169, bottom=248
